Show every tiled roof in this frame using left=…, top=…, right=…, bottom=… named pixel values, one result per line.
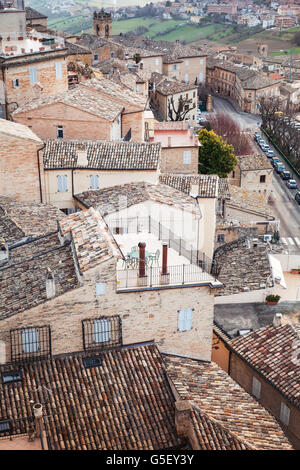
left=0, top=344, right=185, bottom=450
left=76, top=33, right=109, bottom=50
left=165, top=355, right=292, bottom=450
left=43, top=140, right=161, bottom=170
left=59, top=208, right=122, bottom=272
left=151, top=74, right=197, bottom=96
left=227, top=185, right=275, bottom=219
left=74, top=182, right=199, bottom=217
left=213, top=237, right=273, bottom=296
left=13, top=85, right=123, bottom=122
left=0, top=233, right=78, bottom=320
left=159, top=174, right=229, bottom=199
left=238, top=154, right=273, bottom=171
left=0, top=118, right=42, bottom=143
left=0, top=197, right=65, bottom=245
left=25, top=6, right=47, bottom=20
left=65, top=41, right=92, bottom=56
left=82, top=77, right=147, bottom=111
left=228, top=324, right=300, bottom=409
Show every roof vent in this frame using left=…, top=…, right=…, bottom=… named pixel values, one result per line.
left=273, top=313, right=282, bottom=328
left=83, top=355, right=102, bottom=369
left=77, top=144, right=88, bottom=167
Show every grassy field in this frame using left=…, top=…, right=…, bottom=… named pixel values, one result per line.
left=270, top=46, right=300, bottom=56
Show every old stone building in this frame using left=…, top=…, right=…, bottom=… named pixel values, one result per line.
left=25, top=7, right=47, bottom=32
left=0, top=118, right=44, bottom=203
left=93, top=9, right=112, bottom=40
left=212, top=321, right=300, bottom=449
left=76, top=34, right=111, bottom=65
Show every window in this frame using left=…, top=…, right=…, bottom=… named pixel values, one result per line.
left=183, top=150, right=191, bottom=164
left=172, top=64, right=177, bottom=71
left=10, top=326, right=51, bottom=362
left=96, top=282, right=106, bottom=295
left=232, top=171, right=235, bottom=178
left=178, top=308, right=193, bottom=331
left=55, top=62, right=62, bottom=79
left=2, top=370, right=22, bottom=385
left=0, top=420, right=10, bottom=433
left=57, top=126, right=63, bottom=139
left=217, top=233, right=225, bottom=243
left=57, top=175, right=68, bottom=192
left=93, top=54, right=98, bottom=62
left=280, top=402, right=290, bottom=426
left=29, top=66, right=37, bottom=85
left=185, top=73, right=189, bottom=83
left=260, top=175, right=266, bottom=183
left=199, top=72, right=203, bottom=83
left=252, top=376, right=261, bottom=399
left=13, top=79, right=19, bottom=88
left=185, top=59, right=189, bottom=66
left=90, top=174, right=99, bottom=189
left=200, top=59, right=203, bottom=65
left=155, top=58, right=159, bottom=65
left=82, top=315, right=122, bottom=351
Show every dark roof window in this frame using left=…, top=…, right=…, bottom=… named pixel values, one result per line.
left=2, top=370, right=22, bottom=384
left=0, top=420, right=10, bottom=433
left=83, top=356, right=102, bottom=369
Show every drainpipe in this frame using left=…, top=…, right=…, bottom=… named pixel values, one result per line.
left=37, top=143, right=45, bottom=203
left=72, top=168, right=74, bottom=197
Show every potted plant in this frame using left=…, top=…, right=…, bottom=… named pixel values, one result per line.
left=266, top=294, right=281, bottom=305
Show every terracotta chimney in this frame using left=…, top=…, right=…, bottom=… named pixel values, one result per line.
left=175, top=401, right=192, bottom=436
left=33, top=403, right=43, bottom=437
left=162, top=243, right=168, bottom=275
left=168, top=136, right=171, bottom=147
left=138, top=242, right=146, bottom=278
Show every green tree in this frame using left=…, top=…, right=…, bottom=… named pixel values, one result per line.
left=198, top=129, right=237, bottom=178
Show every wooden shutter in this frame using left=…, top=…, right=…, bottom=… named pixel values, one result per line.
left=178, top=308, right=193, bottom=331
left=252, top=376, right=261, bottom=399
left=93, top=320, right=110, bottom=343
left=22, top=328, right=39, bottom=353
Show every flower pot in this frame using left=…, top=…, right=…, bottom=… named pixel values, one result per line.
left=266, top=301, right=278, bottom=305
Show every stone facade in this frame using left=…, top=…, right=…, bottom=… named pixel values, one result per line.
left=0, top=257, right=216, bottom=363
left=160, top=146, right=198, bottom=174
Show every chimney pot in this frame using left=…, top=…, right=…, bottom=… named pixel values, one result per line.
left=273, top=313, right=282, bottom=328
left=138, top=242, right=146, bottom=278
left=33, top=403, right=43, bottom=418
left=168, top=136, right=171, bottom=147
left=162, top=243, right=168, bottom=275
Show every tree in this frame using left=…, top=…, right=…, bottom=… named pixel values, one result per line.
left=167, top=96, right=194, bottom=121
left=294, top=31, right=300, bottom=46
left=198, top=129, right=237, bottom=178
left=133, top=53, right=142, bottom=64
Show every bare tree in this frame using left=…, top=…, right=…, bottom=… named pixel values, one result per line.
left=206, top=111, right=253, bottom=155
left=167, top=96, right=195, bottom=121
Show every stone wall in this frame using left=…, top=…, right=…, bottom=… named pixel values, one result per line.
left=0, top=257, right=215, bottom=363
left=160, top=146, right=198, bottom=174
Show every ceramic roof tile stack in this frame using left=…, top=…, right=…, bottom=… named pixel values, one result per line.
left=59, top=207, right=122, bottom=272
left=165, top=355, right=292, bottom=450
left=0, top=344, right=185, bottom=450
left=74, top=182, right=199, bottom=217
left=228, top=324, right=300, bottom=410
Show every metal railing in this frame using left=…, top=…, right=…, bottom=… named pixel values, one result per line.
left=109, top=216, right=218, bottom=276
left=117, top=263, right=218, bottom=290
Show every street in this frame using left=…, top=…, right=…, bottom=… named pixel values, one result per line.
left=205, top=96, right=300, bottom=240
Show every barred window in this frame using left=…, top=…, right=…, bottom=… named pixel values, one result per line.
left=10, top=326, right=51, bottom=363
left=82, top=316, right=122, bottom=351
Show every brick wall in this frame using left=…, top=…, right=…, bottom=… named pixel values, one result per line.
left=161, top=146, right=198, bottom=174
left=0, top=257, right=215, bottom=363
left=0, top=133, right=44, bottom=203
left=4, top=56, right=68, bottom=116
left=121, top=111, right=144, bottom=142
left=230, top=353, right=300, bottom=449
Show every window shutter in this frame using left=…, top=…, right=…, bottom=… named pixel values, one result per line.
left=280, top=402, right=290, bottom=426
left=93, top=320, right=110, bottom=343
left=178, top=309, right=193, bottom=331
left=57, top=175, right=62, bottom=192
left=178, top=310, right=185, bottom=331
left=29, top=67, right=37, bottom=85
left=96, top=282, right=106, bottom=295
left=56, top=62, right=62, bottom=79
left=22, top=328, right=39, bottom=353
left=183, top=151, right=191, bottom=164
left=62, top=175, right=68, bottom=192
left=252, top=376, right=261, bottom=399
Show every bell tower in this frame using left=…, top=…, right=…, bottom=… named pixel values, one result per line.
left=93, top=9, right=112, bottom=40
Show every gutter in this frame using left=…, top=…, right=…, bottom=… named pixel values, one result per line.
left=37, top=143, right=45, bottom=203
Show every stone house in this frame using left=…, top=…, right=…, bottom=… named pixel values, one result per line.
left=0, top=29, right=69, bottom=119
left=13, top=78, right=148, bottom=142
left=25, top=7, right=48, bottom=32
left=162, top=46, right=206, bottom=86
left=212, top=321, right=300, bottom=449
left=42, top=140, right=161, bottom=213
left=76, top=34, right=111, bottom=65
left=0, top=195, right=222, bottom=365
left=150, top=73, right=198, bottom=124
left=150, top=121, right=200, bottom=174
left=0, top=118, right=44, bottom=203
left=227, top=154, right=274, bottom=200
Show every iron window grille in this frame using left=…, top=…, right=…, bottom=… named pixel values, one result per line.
left=10, top=325, right=51, bottom=363
left=2, top=370, right=22, bottom=385
left=82, top=315, right=122, bottom=352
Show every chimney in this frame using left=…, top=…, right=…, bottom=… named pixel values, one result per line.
left=168, top=136, right=172, bottom=147
left=46, top=268, right=55, bottom=299
left=174, top=401, right=192, bottom=437
left=162, top=243, right=168, bottom=275
left=77, top=144, right=88, bottom=167
left=33, top=403, right=43, bottom=437
left=273, top=313, right=282, bottom=328
left=138, top=242, right=146, bottom=278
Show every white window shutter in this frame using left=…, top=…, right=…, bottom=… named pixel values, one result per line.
left=29, top=66, right=37, bottom=85
left=56, top=62, right=62, bottom=79
left=93, top=320, right=110, bottom=343
left=252, top=376, right=261, bottom=399
left=22, top=328, right=39, bottom=353
left=178, top=309, right=193, bottom=331
left=57, top=175, right=62, bottom=192
left=96, top=282, right=106, bottom=295
left=62, top=175, right=68, bottom=191
left=183, top=150, right=191, bottom=164
left=178, top=310, right=185, bottom=331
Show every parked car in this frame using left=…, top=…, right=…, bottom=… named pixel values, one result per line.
left=272, top=158, right=280, bottom=167
left=262, top=144, right=270, bottom=152
left=259, top=140, right=266, bottom=148
left=266, top=150, right=275, bottom=158
left=280, top=170, right=291, bottom=180
left=287, top=179, right=298, bottom=189
left=197, top=115, right=206, bottom=123
left=295, top=192, right=300, bottom=204
left=276, top=164, right=285, bottom=174
left=254, top=133, right=260, bottom=141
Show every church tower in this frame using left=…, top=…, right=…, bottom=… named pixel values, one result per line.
left=93, top=9, right=112, bottom=40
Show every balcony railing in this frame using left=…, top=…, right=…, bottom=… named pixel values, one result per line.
left=109, top=216, right=218, bottom=277
left=117, top=263, right=219, bottom=290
